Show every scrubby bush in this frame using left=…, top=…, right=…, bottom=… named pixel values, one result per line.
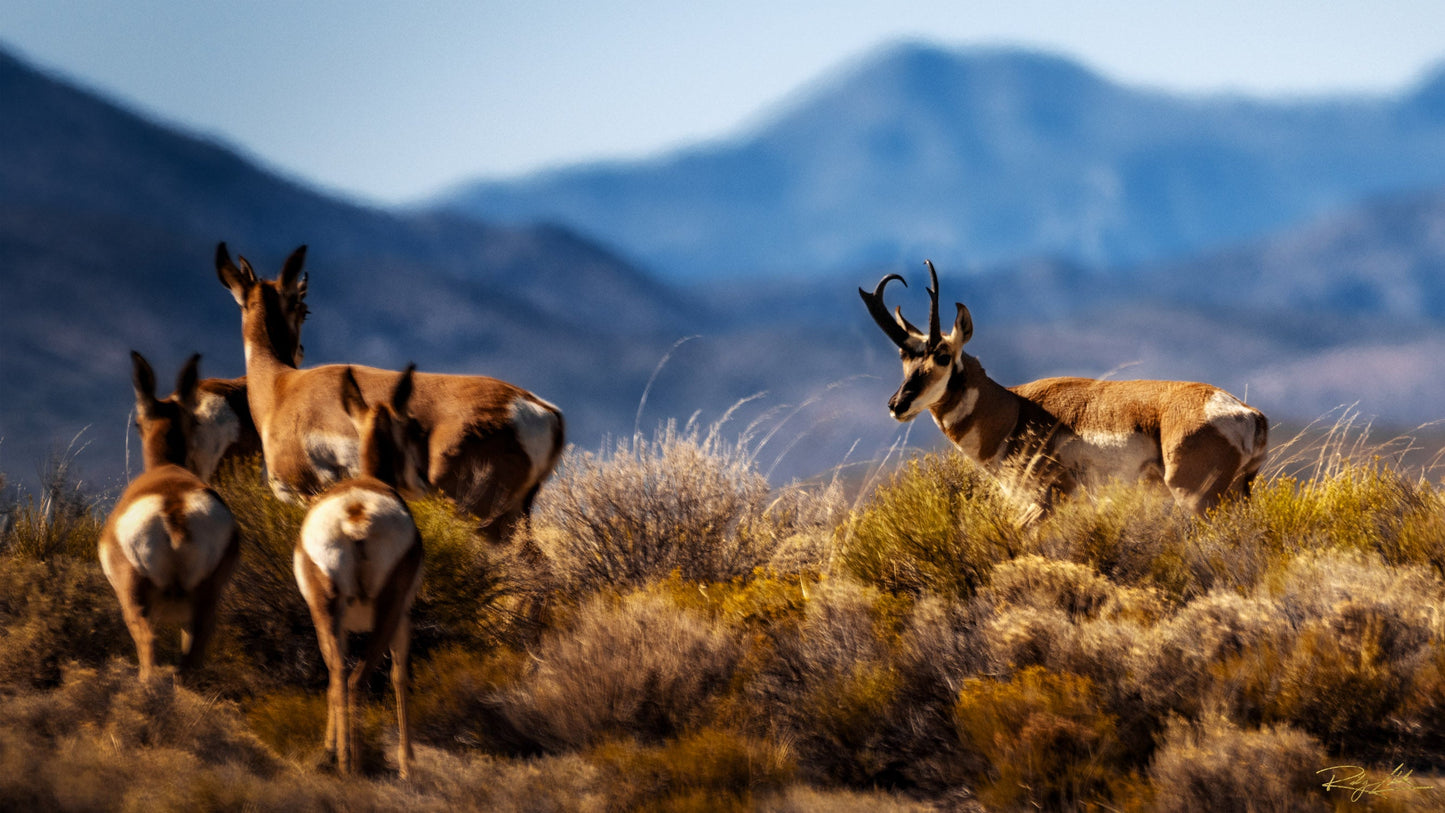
left=1148, top=714, right=1327, bottom=813
left=755, top=479, right=848, bottom=575
left=533, top=423, right=776, bottom=591
left=983, top=553, right=1165, bottom=622
left=745, top=579, right=924, bottom=787
left=838, top=453, right=1020, bottom=598
left=586, top=728, right=794, bottom=812
left=0, top=555, right=129, bottom=687
left=204, top=455, right=318, bottom=694
left=410, top=493, right=542, bottom=652
left=1131, top=589, right=1294, bottom=722
left=1031, top=482, right=1197, bottom=594
left=952, top=665, right=1125, bottom=810
left=494, top=590, right=741, bottom=752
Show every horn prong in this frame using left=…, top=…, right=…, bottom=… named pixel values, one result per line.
left=895, top=306, right=923, bottom=337
left=923, top=260, right=942, bottom=347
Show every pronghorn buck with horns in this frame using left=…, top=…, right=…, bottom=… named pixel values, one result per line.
left=99, top=352, right=241, bottom=682
left=860, top=261, right=1268, bottom=519
left=296, top=365, right=424, bottom=779
left=215, top=243, right=565, bottom=541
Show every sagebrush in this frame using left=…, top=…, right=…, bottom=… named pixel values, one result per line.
left=3, top=417, right=1443, bottom=810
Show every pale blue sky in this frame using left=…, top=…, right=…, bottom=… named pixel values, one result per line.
left=4, top=1, right=1442, bottom=205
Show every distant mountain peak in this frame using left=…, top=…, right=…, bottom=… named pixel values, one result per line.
left=1407, top=60, right=1445, bottom=121
left=794, top=41, right=1112, bottom=115
left=437, top=40, right=1445, bottom=282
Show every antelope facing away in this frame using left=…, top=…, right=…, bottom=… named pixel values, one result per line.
left=215, top=243, right=565, bottom=542
left=860, top=261, right=1268, bottom=520
left=295, top=365, right=424, bottom=779
left=99, top=352, right=241, bottom=682
left=185, top=304, right=300, bottom=482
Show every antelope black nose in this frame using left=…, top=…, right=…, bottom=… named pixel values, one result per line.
left=888, top=393, right=912, bottom=419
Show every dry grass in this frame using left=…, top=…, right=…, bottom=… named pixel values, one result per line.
left=1148, top=713, right=1328, bottom=813
left=533, top=421, right=774, bottom=591
left=2, top=413, right=1443, bottom=809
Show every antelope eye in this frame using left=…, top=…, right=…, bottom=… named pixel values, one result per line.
left=933, top=352, right=951, bottom=367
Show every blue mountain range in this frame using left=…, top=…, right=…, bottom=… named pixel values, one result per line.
left=437, top=43, right=1445, bottom=281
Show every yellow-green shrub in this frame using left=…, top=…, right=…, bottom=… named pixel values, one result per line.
left=409, top=645, right=530, bottom=751
left=495, top=591, right=740, bottom=751
left=586, top=728, right=794, bottom=812
left=0, top=555, right=128, bottom=688
left=410, top=493, right=541, bottom=653
left=952, top=665, right=1124, bottom=810
left=837, top=453, right=1019, bottom=598
left=1032, top=482, right=1196, bottom=594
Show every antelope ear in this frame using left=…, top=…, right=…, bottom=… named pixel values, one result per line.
left=280, top=245, right=308, bottom=298
left=130, top=351, right=158, bottom=414
left=340, top=366, right=368, bottom=425
left=951, top=303, right=973, bottom=346
left=391, top=364, right=417, bottom=417
left=215, top=242, right=255, bottom=306
left=175, top=353, right=202, bottom=411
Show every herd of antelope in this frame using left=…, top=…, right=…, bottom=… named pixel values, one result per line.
left=97, top=244, right=1268, bottom=778
left=101, top=243, right=564, bottom=779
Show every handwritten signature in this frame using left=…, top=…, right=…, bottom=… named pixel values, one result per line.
left=1318, top=764, right=1432, bottom=802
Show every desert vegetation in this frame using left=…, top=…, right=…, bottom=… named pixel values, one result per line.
left=2, top=417, right=1444, bottom=811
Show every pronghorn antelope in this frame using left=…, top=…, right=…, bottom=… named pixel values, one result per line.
left=99, top=352, right=241, bottom=682
left=187, top=375, right=261, bottom=482
left=215, top=243, right=565, bottom=541
left=295, top=365, right=424, bottom=779
left=860, top=261, right=1268, bottom=519
left=186, top=305, right=300, bottom=482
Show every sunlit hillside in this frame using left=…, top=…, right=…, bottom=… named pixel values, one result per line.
left=3, top=417, right=1443, bottom=811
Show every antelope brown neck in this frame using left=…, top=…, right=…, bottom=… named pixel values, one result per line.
left=930, top=360, right=1024, bottom=467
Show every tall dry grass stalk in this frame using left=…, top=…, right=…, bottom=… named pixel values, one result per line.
left=1265, top=405, right=1445, bottom=483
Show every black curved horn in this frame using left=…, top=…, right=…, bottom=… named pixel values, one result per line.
left=924, top=260, right=942, bottom=348
left=858, top=274, right=913, bottom=349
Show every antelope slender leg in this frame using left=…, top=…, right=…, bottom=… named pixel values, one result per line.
left=391, top=619, right=413, bottom=780
left=326, top=612, right=351, bottom=773
left=122, top=595, right=157, bottom=683
left=179, top=531, right=240, bottom=678
left=350, top=544, right=421, bottom=778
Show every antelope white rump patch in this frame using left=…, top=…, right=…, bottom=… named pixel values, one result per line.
left=510, top=397, right=560, bottom=487
left=300, top=488, right=414, bottom=619
left=301, top=431, right=361, bottom=485
left=113, top=490, right=233, bottom=590
left=191, top=391, right=240, bottom=481
left=1204, top=390, right=1261, bottom=455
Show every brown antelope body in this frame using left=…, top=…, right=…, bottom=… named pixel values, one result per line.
left=215, top=243, right=564, bottom=541
left=295, top=366, right=424, bottom=779
left=98, top=353, right=240, bottom=682
left=860, top=262, right=1268, bottom=519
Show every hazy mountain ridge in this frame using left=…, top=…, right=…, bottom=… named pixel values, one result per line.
left=0, top=50, right=696, bottom=490
left=439, top=43, right=1445, bottom=282
left=4, top=45, right=1445, bottom=494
